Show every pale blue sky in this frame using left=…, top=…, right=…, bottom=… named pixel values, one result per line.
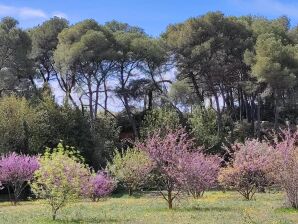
left=0, top=0, right=298, bottom=36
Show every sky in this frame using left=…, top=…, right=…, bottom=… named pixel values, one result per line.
left=0, top=0, right=298, bottom=36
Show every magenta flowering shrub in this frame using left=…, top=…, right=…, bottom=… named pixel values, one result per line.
left=219, top=139, right=274, bottom=200
left=272, top=130, right=298, bottom=208
left=137, top=129, right=191, bottom=209
left=181, top=152, right=221, bottom=199
left=138, top=128, right=219, bottom=208
left=83, top=171, right=116, bottom=201
left=0, top=152, right=39, bottom=204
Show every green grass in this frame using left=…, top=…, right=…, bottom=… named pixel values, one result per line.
left=0, top=191, right=297, bottom=224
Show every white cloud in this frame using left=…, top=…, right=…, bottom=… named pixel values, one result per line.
left=52, top=11, right=68, bottom=19
left=18, top=7, right=47, bottom=19
left=230, top=0, right=298, bottom=19
left=0, top=4, right=67, bottom=20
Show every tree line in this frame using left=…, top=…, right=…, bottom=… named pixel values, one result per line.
left=0, top=11, right=298, bottom=163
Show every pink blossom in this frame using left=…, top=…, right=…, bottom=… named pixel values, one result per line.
left=219, top=139, right=274, bottom=200
left=0, top=152, right=39, bottom=204
left=272, top=129, right=298, bottom=208
left=181, top=152, right=221, bottom=198
left=82, top=171, right=115, bottom=201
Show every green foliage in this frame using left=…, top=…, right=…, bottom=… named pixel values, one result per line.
left=169, top=79, right=196, bottom=110
left=88, top=113, right=120, bottom=169
left=140, top=108, right=180, bottom=138
left=31, top=143, right=90, bottom=220
left=54, top=19, right=113, bottom=75
left=0, top=95, right=49, bottom=154
left=0, top=17, right=33, bottom=95
left=29, top=17, right=68, bottom=82
left=188, top=107, right=220, bottom=149
left=107, top=148, right=152, bottom=195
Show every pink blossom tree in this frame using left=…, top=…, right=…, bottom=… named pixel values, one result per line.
left=219, top=139, right=274, bottom=200
left=83, top=171, right=116, bottom=201
left=272, top=129, right=298, bottom=208
left=181, top=152, right=221, bottom=199
left=0, top=152, right=39, bottom=205
left=137, top=129, right=195, bottom=209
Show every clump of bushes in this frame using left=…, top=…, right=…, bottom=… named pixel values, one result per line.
left=219, top=139, right=274, bottom=200
left=138, top=128, right=221, bottom=209
left=31, top=143, right=115, bottom=220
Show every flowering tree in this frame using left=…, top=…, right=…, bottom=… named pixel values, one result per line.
left=31, top=143, right=90, bottom=220
left=272, top=129, right=298, bottom=208
left=107, top=148, right=152, bottom=196
left=181, top=152, right=221, bottom=199
left=83, top=171, right=116, bottom=201
left=0, top=152, right=39, bottom=205
left=137, top=129, right=192, bottom=209
left=219, top=139, right=274, bottom=200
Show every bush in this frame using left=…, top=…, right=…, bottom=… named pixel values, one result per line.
left=181, top=152, right=221, bottom=198
left=31, top=143, right=90, bottom=220
left=140, top=108, right=180, bottom=139
left=219, top=139, right=274, bottom=200
left=188, top=107, right=220, bottom=150
left=0, top=152, right=39, bottom=204
left=107, top=148, right=152, bottom=196
left=272, top=130, right=298, bottom=208
left=137, top=129, right=190, bottom=208
left=82, top=171, right=116, bottom=201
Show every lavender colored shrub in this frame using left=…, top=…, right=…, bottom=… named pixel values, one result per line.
left=83, top=171, right=116, bottom=201
left=181, top=152, right=221, bottom=199
left=219, top=139, right=274, bottom=200
left=0, top=152, right=39, bottom=205
left=272, top=130, right=298, bottom=208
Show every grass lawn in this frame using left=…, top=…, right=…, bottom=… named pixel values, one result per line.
left=0, top=191, right=298, bottom=224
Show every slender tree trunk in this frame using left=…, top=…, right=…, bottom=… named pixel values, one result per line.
left=148, top=90, right=153, bottom=111
left=123, top=95, right=139, bottom=139
left=243, top=94, right=250, bottom=122
left=87, top=77, right=94, bottom=121
left=256, top=95, right=261, bottom=139
left=128, top=188, right=133, bottom=196
left=168, top=190, right=173, bottom=209
left=250, top=97, right=256, bottom=134
left=214, top=92, right=222, bottom=136
left=52, top=208, right=57, bottom=220
left=103, top=77, right=108, bottom=115
left=274, top=90, right=279, bottom=130
left=238, top=88, right=242, bottom=121
left=94, top=82, right=100, bottom=119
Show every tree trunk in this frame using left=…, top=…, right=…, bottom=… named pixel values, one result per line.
left=168, top=190, right=173, bottom=209
left=214, top=92, right=222, bottom=136
left=148, top=90, right=153, bottom=111
left=123, top=94, right=139, bottom=139
left=87, top=77, right=94, bottom=121
left=52, top=207, right=57, bottom=220
left=103, top=76, right=108, bottom=115
left=256, top=95, right=261, bottom=139
left=274, top=90, right=279, bottom=130
left=128, top=188, right=133, bottom=196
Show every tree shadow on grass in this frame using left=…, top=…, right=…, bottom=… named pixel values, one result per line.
left=111, top=191, right=144, bottom=199
left=275, top=207, right=298, bottom=214
left=175, top=205, right=238, bottom=213
left=54, top=217, right=124, bottom=223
